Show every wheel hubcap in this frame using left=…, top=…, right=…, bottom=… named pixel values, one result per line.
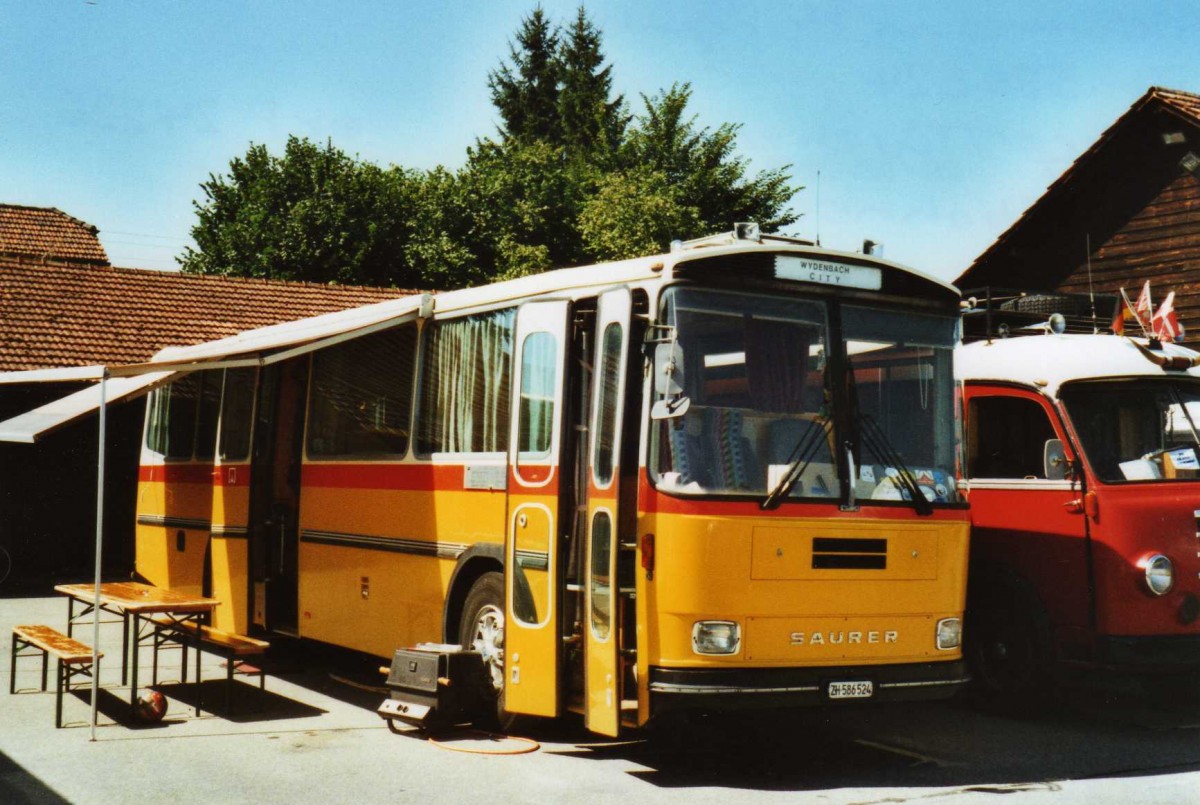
left=470, top=604, right=505, bottom=694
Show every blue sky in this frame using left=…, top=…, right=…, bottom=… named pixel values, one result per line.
left=3, top=1, right=1199, bottom=280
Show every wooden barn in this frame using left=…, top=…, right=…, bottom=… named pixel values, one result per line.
left=0, top=204, right=407, bottom=588
left=957, top=86, right=1200, bottom=345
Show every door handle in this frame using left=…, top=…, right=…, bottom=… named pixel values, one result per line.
left=1063, top=491, right=1097, bottom=517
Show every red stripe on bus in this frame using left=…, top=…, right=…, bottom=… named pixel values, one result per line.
left=138, top=464, right=213, bottom=485
left=302, top=463, right=468, bottom=491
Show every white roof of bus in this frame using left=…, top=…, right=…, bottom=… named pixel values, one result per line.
left=956, top=334, right=1200, bottom=398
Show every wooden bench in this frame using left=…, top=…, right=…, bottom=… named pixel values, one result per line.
left=149, top=617, right=268, bottom=713
left=10, top=625, right=102, bottom=728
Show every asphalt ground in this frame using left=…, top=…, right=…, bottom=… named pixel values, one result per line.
left=3, top=592, right=1200, bottom=805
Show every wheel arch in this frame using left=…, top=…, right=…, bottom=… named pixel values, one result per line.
left=443, top=543, right=505, bottom=643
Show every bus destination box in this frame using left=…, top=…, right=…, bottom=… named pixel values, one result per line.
left=378, top=644, right=484, bottom=729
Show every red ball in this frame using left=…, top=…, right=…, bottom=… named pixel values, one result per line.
left=135, top=689, right=167, bottom=723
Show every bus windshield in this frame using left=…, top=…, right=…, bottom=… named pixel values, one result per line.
left=651, top=287, right=959, bottom=504
left=1060, top=379, right=1200, bottom=483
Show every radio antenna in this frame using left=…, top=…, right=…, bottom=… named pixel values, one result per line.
left=815, top=170, right=821, bottom=247
left=1086, top=233, right=1097, bottom=333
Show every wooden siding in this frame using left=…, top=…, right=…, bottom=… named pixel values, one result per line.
left=1058, top=173, right=1200, bottom=347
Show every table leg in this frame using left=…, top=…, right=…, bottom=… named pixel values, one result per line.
left=121, top=611, right=130, bottom=686
left=66, top=596, right=75, bottom=638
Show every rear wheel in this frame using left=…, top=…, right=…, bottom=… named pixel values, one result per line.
left=458, top=572, right=517, bottom=730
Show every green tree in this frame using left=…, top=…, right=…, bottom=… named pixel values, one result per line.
left=622, top=83, right=799, bottom=235
left=179, top=136, right=427, bottom=287
left=578, top=166, right=702, bottom=260
left=458, top=138, right=584, bottom=279
left=488, top=7, right=561, bottom=144
left=558, top=6, right=626, bottom=160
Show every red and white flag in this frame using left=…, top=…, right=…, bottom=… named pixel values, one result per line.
left=1135, top=280, right=1153, bottom=329
left=1152, top=291, right=1180, bottom=341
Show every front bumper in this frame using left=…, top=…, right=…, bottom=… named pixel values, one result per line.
left=649, top=660, right=968, bottom=714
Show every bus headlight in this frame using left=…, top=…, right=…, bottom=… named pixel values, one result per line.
left=936, top=617, right=962, bottom=650
left=1141, top=553, right=1174, bottom=596
left=692, top=621, right=741, bottom=655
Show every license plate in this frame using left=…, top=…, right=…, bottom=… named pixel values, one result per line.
left=827, top=680, right=874, bottom=699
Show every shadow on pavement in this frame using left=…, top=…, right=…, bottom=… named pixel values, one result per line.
left=535, top=685, right=1200, bottom=793
left=0, top=749, right=70, bottom=805
left=154, top=679, right=326, bottom=723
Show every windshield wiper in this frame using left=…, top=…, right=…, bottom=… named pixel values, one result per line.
left=857, top=413, right=933, bottom=516
left=760, top=416, right=831, bottom=510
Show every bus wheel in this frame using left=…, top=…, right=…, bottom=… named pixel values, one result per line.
left=458, top=572, right=515, bottom=729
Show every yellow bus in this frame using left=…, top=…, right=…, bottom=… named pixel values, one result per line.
left=134, top=227, right=969, bottom=735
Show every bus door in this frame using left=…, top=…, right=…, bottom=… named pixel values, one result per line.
left=963, top=386, right=1091, bottom=648
left=208, top=367, right=258, bottom=635
left=584, top=288, right=632, bottom=737
left=249, top=358, right=307, bottom=634
left=505, top=300, right=571, bottom=718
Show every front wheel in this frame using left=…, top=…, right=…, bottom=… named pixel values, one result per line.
left=458, top=572, right=518, bottom=730
left=966, top=573, right=1056, bottom=712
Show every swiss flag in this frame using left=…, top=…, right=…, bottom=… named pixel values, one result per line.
left=1152, top=291, right=1180, bottom=341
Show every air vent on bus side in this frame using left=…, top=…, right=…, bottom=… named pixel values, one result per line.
left=811, top=537, right=887, bottom=570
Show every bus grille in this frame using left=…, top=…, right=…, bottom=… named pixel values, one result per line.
left=811, top=537, right=887, bottom=570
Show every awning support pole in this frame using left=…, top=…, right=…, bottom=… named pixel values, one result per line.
left=89, top=370, right=108, bottom=741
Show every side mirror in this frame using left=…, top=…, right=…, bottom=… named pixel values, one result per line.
left=654, top=342, right=685, bottom=396
left=1044, top=439, right=1068, bottom=480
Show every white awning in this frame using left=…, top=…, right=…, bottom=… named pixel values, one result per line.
left=0, top=292, right=431, bottom=441
left=0, top=371, right=173, bottom=443
left=134, top=292, right=431, bottom=376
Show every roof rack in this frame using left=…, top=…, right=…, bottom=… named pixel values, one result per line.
left=961, top=287, right=1120, bottom=343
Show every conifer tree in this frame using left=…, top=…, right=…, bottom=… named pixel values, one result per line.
left=558, top=6, right=626, bottom=159
left=488, top=7, right=561, bottom=143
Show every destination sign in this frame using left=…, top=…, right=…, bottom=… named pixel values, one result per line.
left=775, top=256, right=882, bottom=290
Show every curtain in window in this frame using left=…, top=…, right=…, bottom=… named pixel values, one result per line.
left=745, top=317, right=813, bottom=414
left=421, top=309, right=514, bottom=453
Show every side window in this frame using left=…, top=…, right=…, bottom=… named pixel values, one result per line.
left=307, top=324, right=417, bottom=459
left=416, top=309, right=515, bottom=455
left=517, top=331, right=556, bottom=458
left=968, top=395, right=1057, bottom=479
left=218, top=368, right=257, bottom=462
left=591, top=322, right=623, bottom=485
left=146, top=374, right=201, bottom=460
left=194, top=370, right=223, bottom=461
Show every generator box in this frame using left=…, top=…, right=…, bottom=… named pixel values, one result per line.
left=378, top=644, right=485, bottom=729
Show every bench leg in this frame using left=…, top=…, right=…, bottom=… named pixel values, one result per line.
left=8, top=633, right=15, bottom=695
left=40, top=649, right=48, bottom=692
left=129, top=616, right=139, bottom=714
left=55, top=659, right=64, bottom=729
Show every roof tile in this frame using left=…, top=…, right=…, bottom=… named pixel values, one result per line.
left=0, top=258, right=412, bottom=372
left=0, top=204, right=109, bottom=265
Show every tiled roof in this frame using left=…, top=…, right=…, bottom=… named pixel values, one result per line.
left=0, top=258, right=411, bottom=371
left=0, top=204, right=109, bottom=266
